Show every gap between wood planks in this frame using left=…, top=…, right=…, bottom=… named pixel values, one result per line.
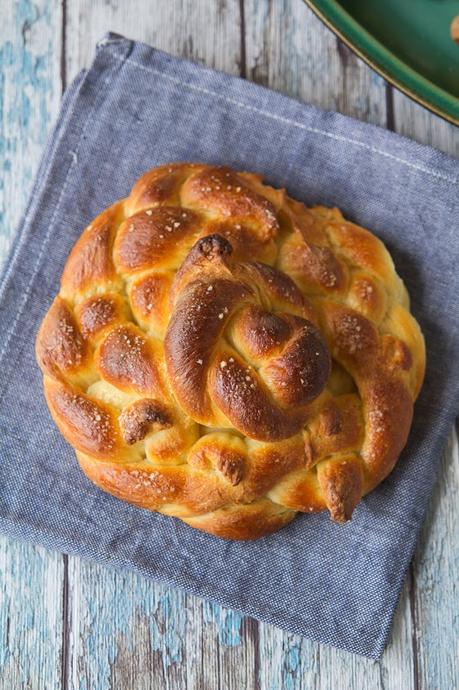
left=408, top=568, right=420, bottom=690
left=60, top=0, right=67, bottom=92
left=60, top=3, right=70, bottom=689
left=383, top=77, right=420, bottom=690
left=61, top=554, right=70, bottom=690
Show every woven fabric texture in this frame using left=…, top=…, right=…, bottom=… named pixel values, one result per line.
left=0, top=34, right=458, bottom=657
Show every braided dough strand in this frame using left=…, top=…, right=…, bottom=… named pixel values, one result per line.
left=36, top=163, right=425, bottom=539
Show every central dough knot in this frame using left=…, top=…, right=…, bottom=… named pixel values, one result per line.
left=165, top=234, right=331, bottom=440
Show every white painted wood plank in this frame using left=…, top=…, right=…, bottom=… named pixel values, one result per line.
left=257, top=624, right=320, bottom=690
left=67, top=556, right=259, bottom=690
left=68, top=559, right=188, bottom=690
left=65, top=0, right=243, bottom=85
left=197, top=601, right=258, bottom=690
left=0, top=1, right=64, bottom=688
left=0, top=0, right=62, bottom=263
left=392, top=91, right=459, bottom=157
left=0, top=539, right=64, bottom=690
left=244, top=0, right=387, bottom=126
left=413, top=428, right=459, bottom=690
left=391, top=71, right=458, bottom=690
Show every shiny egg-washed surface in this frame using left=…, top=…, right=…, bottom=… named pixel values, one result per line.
left=36, top=163, right=425, bottom=539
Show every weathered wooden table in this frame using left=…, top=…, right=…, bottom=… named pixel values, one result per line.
left=1, top=2, right=458, bottom=688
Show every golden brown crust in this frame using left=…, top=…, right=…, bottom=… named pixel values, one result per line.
left=44, top=378, right=122, bottom=459
left=36, top=297, right=89, bottom=379
left=114, top=207, right=202, bottom=274
left=61, top=202, right=124, bottom=301
left=182, top=501, right=296, bottom=540
left=36, top=163, right=425, bottom=539
left=95, top=324, right=166, bottom=396
left=75, top=293, right=130, bottom=341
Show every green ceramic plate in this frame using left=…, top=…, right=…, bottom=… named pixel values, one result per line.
left=304, top=0, right=459, bottom=125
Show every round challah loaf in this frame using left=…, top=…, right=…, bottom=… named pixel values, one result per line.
left=36, top=163, right=425, bottom=539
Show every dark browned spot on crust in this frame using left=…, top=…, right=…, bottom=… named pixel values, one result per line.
left=36, top=297, right=87, bottom=376
left=114, top=206, right=201, bottom=273
left=193, top=233, right=233, bottom=259
left=207, top=220, right=276, bottom=262
left=119, top=399, right=172, bottom=445
left=319, top=401, right=342, bottom=436
left=170, top=234, right=234, bottom=303
left=97, top=324, right=163, bottom=394
left=215, top=452, right=245, bottom=486
left=303, top=434, right=315, bottom=468
left=317, top=455, right=363, bottom=522
left=186, top=435, right=247, bottom=486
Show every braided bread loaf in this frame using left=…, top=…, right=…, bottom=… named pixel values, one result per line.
left=36, top=163, right=425, bottom=539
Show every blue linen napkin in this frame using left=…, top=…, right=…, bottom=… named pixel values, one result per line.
left=0, top=33, right=458, bottom=659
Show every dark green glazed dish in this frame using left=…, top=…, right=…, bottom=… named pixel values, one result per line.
left=305, top=0, right=459, bottom=125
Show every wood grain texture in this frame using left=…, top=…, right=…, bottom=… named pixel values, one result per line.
left=0, top=0, right=62, bottom=260
left=0, top=2, right=64, bottom=689
left=390, top=50, right=459, bottom=690
left=244, top=0, right=387, bottom=125
left=65, top=0, right=243, bottom=84
left=68, top=560, right=187, bottom=690
left=413, top=429, right=459, bottom=690
left=67, top=557, right=260, bottom=690
left=392, top=90, right=459, bottom=157
left=0, top=540, right=64, bottom=690
left=0, top=1, right=458, bottom=689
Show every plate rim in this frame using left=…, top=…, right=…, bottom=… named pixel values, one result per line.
left=304, top=0, right=459, bottom=126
